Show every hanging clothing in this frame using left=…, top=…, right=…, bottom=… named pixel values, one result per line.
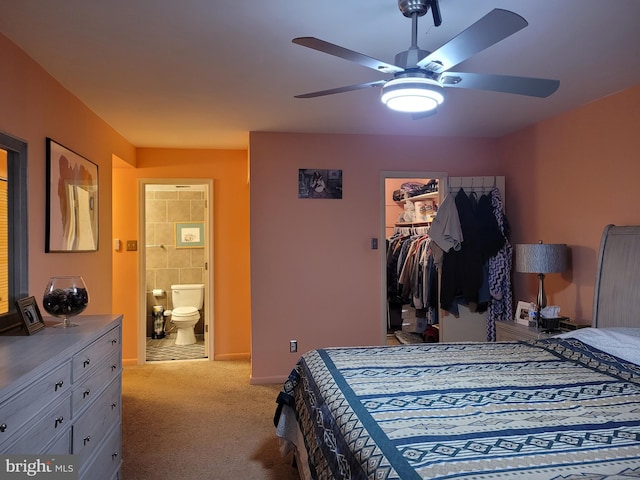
left=477, top=193, right=506, bottom=261
left=386, top=230, right=438, bottom=327
left=487, top=187, right=513, bottom=341
left=427, top=192, right=463, bottom=269
left=440, top=189, right=484, bottom=313
left=434, top=186, right=513, bottom=340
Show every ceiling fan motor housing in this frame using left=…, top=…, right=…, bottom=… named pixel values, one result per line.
left=395, top=48, right=432, bottom=69
left=398, top=0, right=431, bottom=17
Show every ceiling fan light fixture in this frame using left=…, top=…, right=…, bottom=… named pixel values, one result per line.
left=381, top=77, right=445, bottom=113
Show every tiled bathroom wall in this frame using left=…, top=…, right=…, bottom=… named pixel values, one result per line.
left=145, top=186, right=206, bottom=337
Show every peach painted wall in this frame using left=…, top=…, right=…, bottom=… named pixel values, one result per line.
left=0, top=33, right=135, bottom=317
left=112, top=148, right=250, bottom=363
left=249, top=132, right=501, bottom=383
left=501, top=83, right=640, bottom=324
left=112, top=157, right=139, bottom=361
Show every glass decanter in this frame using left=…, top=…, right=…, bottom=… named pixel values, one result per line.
left=42, top=275, right=90, bottom=328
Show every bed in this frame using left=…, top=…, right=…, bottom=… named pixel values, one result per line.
left=274, top=225, right=640, bottom=479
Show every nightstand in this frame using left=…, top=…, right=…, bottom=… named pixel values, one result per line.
left=496, top=321, right=556, bottom=341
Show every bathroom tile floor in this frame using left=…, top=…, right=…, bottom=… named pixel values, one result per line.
left=146, top=334, right=206, bottom=361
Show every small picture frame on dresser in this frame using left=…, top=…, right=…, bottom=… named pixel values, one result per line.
left=514, top=301, right=532, bottom=326
left=16, top=296, right=46, bottom=335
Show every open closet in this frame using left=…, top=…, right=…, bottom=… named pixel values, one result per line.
left=385, top=177, right=440, bottom=343
left=384, top=175, right=510, bottom=344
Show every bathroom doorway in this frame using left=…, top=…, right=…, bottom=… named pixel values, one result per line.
left=138, top=179, right=214, bottom=363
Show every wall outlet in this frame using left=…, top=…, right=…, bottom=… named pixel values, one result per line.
left=289, top=340, right=297, bottom=353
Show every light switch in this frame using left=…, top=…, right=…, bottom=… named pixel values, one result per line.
left=114, top=239, right=121, bottom=251
left=126, top=240, right=138, bottom=251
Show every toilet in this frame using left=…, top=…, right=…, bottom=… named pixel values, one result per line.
left=169, top=284, right=204, bottom=345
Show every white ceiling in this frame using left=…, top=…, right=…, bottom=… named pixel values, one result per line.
left=1, top=0, right=639, bottom=150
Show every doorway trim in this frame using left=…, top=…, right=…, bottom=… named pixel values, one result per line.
left=379, top=171, right=447, bottom=343
left=137, top=178, right=215, bottom=364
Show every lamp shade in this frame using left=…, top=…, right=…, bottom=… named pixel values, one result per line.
left=515, top=243, right=568, bottom=274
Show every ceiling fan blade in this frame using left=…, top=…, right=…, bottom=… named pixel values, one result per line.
left=293, top=37, right=403, bottom=74
left=417, top=9, right=528, bottom=72
left=440, top=72, right=559, bottom=98
left=295, top=80, right=386, bottom=99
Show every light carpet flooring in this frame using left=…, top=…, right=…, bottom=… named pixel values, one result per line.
left=122, top=359, right=299, bottom=480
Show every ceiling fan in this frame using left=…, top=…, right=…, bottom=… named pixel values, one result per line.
left=292, top=0, right=559, bottom=116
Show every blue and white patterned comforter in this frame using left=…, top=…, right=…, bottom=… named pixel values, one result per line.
left=275, top=339, right=640, bottom=479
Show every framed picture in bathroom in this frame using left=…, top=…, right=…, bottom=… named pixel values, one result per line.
left=176, top=222, right=204, bottom=248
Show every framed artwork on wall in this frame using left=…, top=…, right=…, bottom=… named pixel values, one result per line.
left=298, top=169, right=343, bottom=199
left=46, top=138, right=99, bottom=252
left=176, top=222, right=204, bottom=248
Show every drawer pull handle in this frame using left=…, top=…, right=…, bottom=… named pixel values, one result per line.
left=83, top=359, right=91, bottom=368
left=0, top=423, right=7, bottom=433
left=111, top=339, right=118, bottom=346
left=83, top=436, right=91, bottom=446
left=55, top=380, right=64, bottom=392
left=83, top=389, right=91, bottom=398
left=111, top=452, right=119, bottom=460
left=111, top=402, right=118, bottom=410
left=111, top=364, right=118, bottom=372
left=54, top=417, right=64, bottom=428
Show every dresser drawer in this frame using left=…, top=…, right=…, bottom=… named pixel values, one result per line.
left=496, top=329, right=521, bottom=342
left=79, top=422, right=121, bottom=480
left=3, top=394, right=71, bottom=454
left=72, top=326, right=121, bottom=382
left=45, top=427, right=71, bottom=454
left=73, top=377, right=121, bottom=466
left=495, top=321, right=552, bottom=342
left=0, top=362, right=71, bottom=449
left=72, top=349, right=122, bottom=415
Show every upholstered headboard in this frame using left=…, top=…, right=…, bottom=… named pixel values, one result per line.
left=593, top=224, right=640, bottom=328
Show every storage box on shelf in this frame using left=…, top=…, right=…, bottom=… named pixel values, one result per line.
left=0, top=314, right=123, bottom=480
left=394, top=190, right=439, bottom=226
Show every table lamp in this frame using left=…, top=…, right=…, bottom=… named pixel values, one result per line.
left=515, top=241, right=568, bottom=312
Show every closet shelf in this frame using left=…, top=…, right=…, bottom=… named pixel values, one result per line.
left=395, top=191, right=439, bottom=204
left=395, top=221, right=431, bottom=227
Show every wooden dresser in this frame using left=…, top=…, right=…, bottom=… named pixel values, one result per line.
left=0, top=314, right=122, bottom=480
left=495, top=320, right=554, bottom=341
